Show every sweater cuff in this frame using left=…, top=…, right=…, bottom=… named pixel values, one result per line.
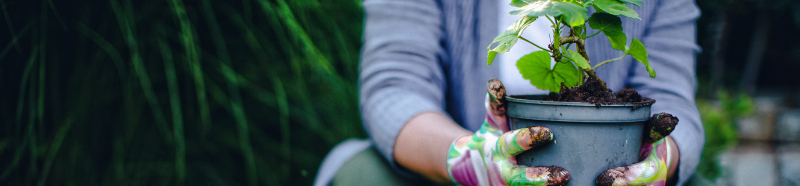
left=362, top=88, right=446, bottom=179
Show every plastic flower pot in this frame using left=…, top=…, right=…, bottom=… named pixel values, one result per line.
left=507, top=95, right=653, bottom=186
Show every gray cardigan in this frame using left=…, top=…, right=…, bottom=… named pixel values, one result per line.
left=359, top=0, right=704, bottom=185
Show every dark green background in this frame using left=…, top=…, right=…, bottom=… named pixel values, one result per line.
left=1, top=0, right=364, bottom=185
left=1, top=0, right=798, bottom=185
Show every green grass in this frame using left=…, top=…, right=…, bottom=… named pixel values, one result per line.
left=0, top=0, right=365, bottom=185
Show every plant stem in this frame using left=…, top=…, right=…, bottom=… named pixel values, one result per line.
left=582, top=25, right=588, bottom=38
left=519, top=36, right=550, bottom=52
left=592, top=55, right=625, bottom=69
left=559, top=36, right=584, bottom=47
left=586, top=31, right=601, bottom=38
left=546, top=15, right=555, bottom=26
left=551, top=16, right=562, bottom=61
left=559, top=36, right=589, bottom=63
left=584, top=70, right=607, bottom=88
left=561, top=33, right=609, bottom=91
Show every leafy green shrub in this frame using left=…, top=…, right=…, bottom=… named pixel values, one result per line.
left=695, top=91, right=754, bottom=181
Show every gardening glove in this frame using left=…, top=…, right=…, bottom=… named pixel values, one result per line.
left=446, top=79, right=570, bottom=186
left=595, top=113, right=679, bottom=186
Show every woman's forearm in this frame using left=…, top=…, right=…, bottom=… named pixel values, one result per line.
left=394, top=112, right=472, bottom=183
left=395, top=112, right=680, bottom=184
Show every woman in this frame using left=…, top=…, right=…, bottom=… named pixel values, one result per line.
left=317, top=0, right=703, bottom=185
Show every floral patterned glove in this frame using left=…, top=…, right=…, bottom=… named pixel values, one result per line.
left=446, top=79, right=570, bottom=186
left=596, top=113, right=679, bottom=186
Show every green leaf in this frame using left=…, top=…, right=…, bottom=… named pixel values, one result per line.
left=619, top=0, right=642, bottom=6
left=509, top=1, right=560, bottom=17
left=573, top=25, right=584, bottom=35
left=509, top=1, right=588, bottom=27
left=510, top=0, right=534, bottom=7
left=588, top=12, right=622, bottom=36
left=626, top=38, right=655, bottom=77
left=564, top=49, right=590, bottom=69
left=487, top=16, right=537, bottom=64
left=488, top=16, right=537, bottom=53
left=593, top=0, right=640, bottom=20
left=607, top=32, right=627, bottom=51
left=555, top=4, right=589, bottom=27
left=517, top=51, right=581, bottom=92
left=488, top=51, right=498, bottom=65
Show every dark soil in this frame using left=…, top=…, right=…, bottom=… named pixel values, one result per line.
left=595, top=166, right=627, bottom=186
left=526, top=126, right=553, bottom=148
left=644, top=112, right=679, bottom=143
left=594, top=171, right=614, bottom=186
left=545, top=166, right=570, bottom=186
left=549, top=75, right=655, bottom=107
left=487, top=79, right=507, bottom=114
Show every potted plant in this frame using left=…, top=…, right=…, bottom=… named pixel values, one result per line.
left=487, top=0, right=674, bottom=185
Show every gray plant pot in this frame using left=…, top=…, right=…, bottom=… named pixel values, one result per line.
left=507, top=95, right=653, bottom=186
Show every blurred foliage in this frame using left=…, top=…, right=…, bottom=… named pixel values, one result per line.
left=681, top=0, right=800, bottom=185
left=695, top=91, right=754, bottom=181
left=0, top=0, right=365, bottom=185
left=693, top=0, right=800, bottom=182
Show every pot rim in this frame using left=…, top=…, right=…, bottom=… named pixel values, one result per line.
left=505, top=94, right=654, bottom=122
left=506, top=94, right=655, bottom=107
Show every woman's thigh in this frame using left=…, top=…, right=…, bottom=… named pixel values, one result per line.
left=332, top=147, right=436, bottom=186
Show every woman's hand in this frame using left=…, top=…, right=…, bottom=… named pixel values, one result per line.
left=595, top=113, right=680, bottom=186
left=445, top=79, right=570, bottom=186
